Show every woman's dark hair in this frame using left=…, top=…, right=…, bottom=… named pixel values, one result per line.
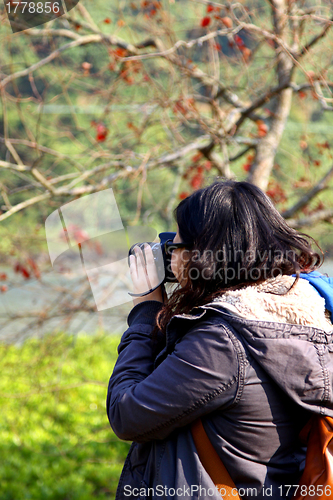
left=155, top=180, right=323, bottom=336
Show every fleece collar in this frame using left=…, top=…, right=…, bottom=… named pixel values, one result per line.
left=211, top=274, right=333, bottom=333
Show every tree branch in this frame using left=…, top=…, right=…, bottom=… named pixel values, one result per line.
left=297, top=17, right=333, bottom=58
left=286, top=209, right=333, bottom=229
left=282, top=165, right=333, bottom=219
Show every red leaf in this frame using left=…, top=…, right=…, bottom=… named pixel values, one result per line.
left=256, top=120, right=268, bottom=137
left=0, top=273, right=7, bottom=280
left=243, top=154, right=254, bottom=172
left=103, top=18, right=111, bottom=24
left=266, top=182, right=287, bottom=204
left=27, top=258, right=41, bottom=280
left=14, top=262, right=22, bottom=273
left=115, top=48, right=127, bottom=58
left=191, top=153, right=203, bottom=163
left=173, top=100, right=187, bottom=115
left=220, top=16, right=232, bottom=28
left=241, top=47, right=252, bottom=62
left=179, top=192, right=189, bottom=200
left=298, top=90, right=307, bottom=99
left=201, top=17, right=211, bottom=27
left=207, top=5, right=215, bottom=13
left=96, top=123, right=108, bottom=142
left=190, top=173, right=204, bottom=189
left=21, top=267, right=31, bottom=279
left=0, top=285, right=8, bottom=293
left=234, top=35, right=244, bottom=47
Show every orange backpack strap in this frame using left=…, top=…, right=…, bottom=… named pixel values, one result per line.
left=191, top=419, right=241, bottom=500
left=295, top=415, right=333, bottom=500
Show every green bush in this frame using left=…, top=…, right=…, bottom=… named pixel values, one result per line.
left=0, top=332, right=130, bottom=500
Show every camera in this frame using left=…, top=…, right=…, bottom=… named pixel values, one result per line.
left=128, top=232, right=177, bottom=296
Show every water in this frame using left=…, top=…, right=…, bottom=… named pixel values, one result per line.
left=0, top=265, right=133, bottom=343
left=1, top=261, right=333, bottom=343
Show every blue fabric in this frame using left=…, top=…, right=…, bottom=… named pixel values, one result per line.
left=299, top=271, right=333, bottom=322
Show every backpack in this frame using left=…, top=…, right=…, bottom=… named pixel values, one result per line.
left=192, top=414, right=333, bottom=500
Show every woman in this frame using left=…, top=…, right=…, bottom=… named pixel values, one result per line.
left=106, top=180, right=333, bottom=499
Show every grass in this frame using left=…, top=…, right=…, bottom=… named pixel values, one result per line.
left=0, top=332, right=130, bottom=500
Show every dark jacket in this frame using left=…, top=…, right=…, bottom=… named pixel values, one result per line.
left=107, top=295, right=333, bottom=500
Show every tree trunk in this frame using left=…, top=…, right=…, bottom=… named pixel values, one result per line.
left=247, top=0, right=294, bottom=191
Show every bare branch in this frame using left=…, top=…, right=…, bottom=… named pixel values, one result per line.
left=0, top=35, right=140, bottom=89
left=297, top=17, right=333, bottom=58
left=286, top=209, right=333, bottom=229
left=282, top=165, right=333, bottom=219
left=0, top=160, right=31, bottom=172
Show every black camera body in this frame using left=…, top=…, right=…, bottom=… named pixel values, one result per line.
left=128, top=232, right=177, bottom=296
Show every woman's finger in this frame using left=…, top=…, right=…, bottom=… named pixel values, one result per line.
left=129, top=254, right=137, bottom=281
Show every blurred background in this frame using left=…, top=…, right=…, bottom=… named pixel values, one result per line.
left=1, top=0, right=333, bottom=497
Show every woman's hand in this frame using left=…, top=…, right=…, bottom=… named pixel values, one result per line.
left=129, top=244, right=165, bottom=306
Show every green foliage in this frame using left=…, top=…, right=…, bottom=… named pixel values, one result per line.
left=0, top=332, right=130, bottom=500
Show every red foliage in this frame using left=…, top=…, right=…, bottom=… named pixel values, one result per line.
left=220, top=16, right=233, bottom=28
left=173, top=100, right=188, bottom=116
left=242, top=154, right=254, bottom=172
left=103, top=18, right=111, bottom=24
left=14, top=262, right=31, bottom=279
left=256, top=120, right=268, bottom=137
left=191, top=153, right=203, bottom=163
left=67, top=224, right=90, bottom=244
left=201, top=17, right=211, bottom=27
left=190, top=172, right=204, bottom=190
left=81, top=62, right=92, bottom=75
left=114, top=48, right=128, bottom=58
left=0, top=285, right=8, bottom=293
left=27, top=258, right=41, bottom=280
left=206, top=5, right=215, bottom=13
left=95, top=123, right=108, bottom=142
left=0, top=273, right=7, bottom=280
left=266, top=182, right=287, bottom=204
left=241, top=47, right=252, bottom=62
left=317, top=141, right=330, bottom=150
left=234, top=35, right=244, bottom=47
left=179, top=192, right=189, bottom=200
